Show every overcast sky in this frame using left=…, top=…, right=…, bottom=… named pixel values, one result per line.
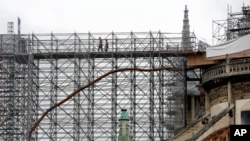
left=0, top=0, right=248, bottom=44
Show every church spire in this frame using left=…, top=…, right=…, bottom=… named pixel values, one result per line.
left=181, top=5, right=192, bottom=50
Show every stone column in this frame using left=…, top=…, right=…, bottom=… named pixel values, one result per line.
left=226, top=55, right=233, bottom=105
left=226, top=54, right=234, bottom=124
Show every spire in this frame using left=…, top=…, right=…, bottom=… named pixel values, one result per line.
left=181, top=5, right=192, bottom=50
left=119, top=109, right=129, bottom=120
left=118, top=109, right=130, bottom=141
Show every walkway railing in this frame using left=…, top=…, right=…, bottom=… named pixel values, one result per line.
left=0, top=32, right=200, bottom=54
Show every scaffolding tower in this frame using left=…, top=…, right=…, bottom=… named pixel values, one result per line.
left=212, top=5, right=250, bottom=44
left=0, top=31, right=194, bottom=141
left=0, top=34, right=33, bottom=141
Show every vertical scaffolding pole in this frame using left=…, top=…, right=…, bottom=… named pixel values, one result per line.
left=130, top=32, right=136, bottom=141
left=111, top=32, right=118, bottom=141
left=183, top=57, right=188, bottom=127
left=149, top=32, right=155, bottom=140
left=87, top=32, right=94, bottom=141
left=158, top=56, right=164, bottom=140
left=30, top=33, right=39, bottom=140
left=158, top=32, right=164, bottom=140
left=73, top=33, right=81, bottom=140
left=48, top=33, right=58, bottom=140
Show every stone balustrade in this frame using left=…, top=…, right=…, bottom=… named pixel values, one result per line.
left=203, top=59, right=250, bottom=83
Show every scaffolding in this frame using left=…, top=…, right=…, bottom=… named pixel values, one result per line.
left=0, top=31, right=193, bottom=141
left=0, top=34, right=33, bottom=141
left=212, top=5, right=250, bottom=45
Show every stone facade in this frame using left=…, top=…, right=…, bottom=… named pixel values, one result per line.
left=208, top=82, right=250, bottom=106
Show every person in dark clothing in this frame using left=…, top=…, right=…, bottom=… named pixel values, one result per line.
left=105, top=39, right=109, bottom=52
left=98, top=37, right=103, bottom=52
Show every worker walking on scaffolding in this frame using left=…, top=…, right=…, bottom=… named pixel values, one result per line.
left=105, top=39, right=109, bottom=52
left=98, top=37, right=103, bottom=52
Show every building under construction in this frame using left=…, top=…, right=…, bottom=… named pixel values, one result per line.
left=0, top=4, right=250, bottom=141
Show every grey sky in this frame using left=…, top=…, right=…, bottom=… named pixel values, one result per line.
left=0, top=0, right=248, bottom=44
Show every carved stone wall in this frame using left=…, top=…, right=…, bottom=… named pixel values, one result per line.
left=208, top=82, right=250, bottom=105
